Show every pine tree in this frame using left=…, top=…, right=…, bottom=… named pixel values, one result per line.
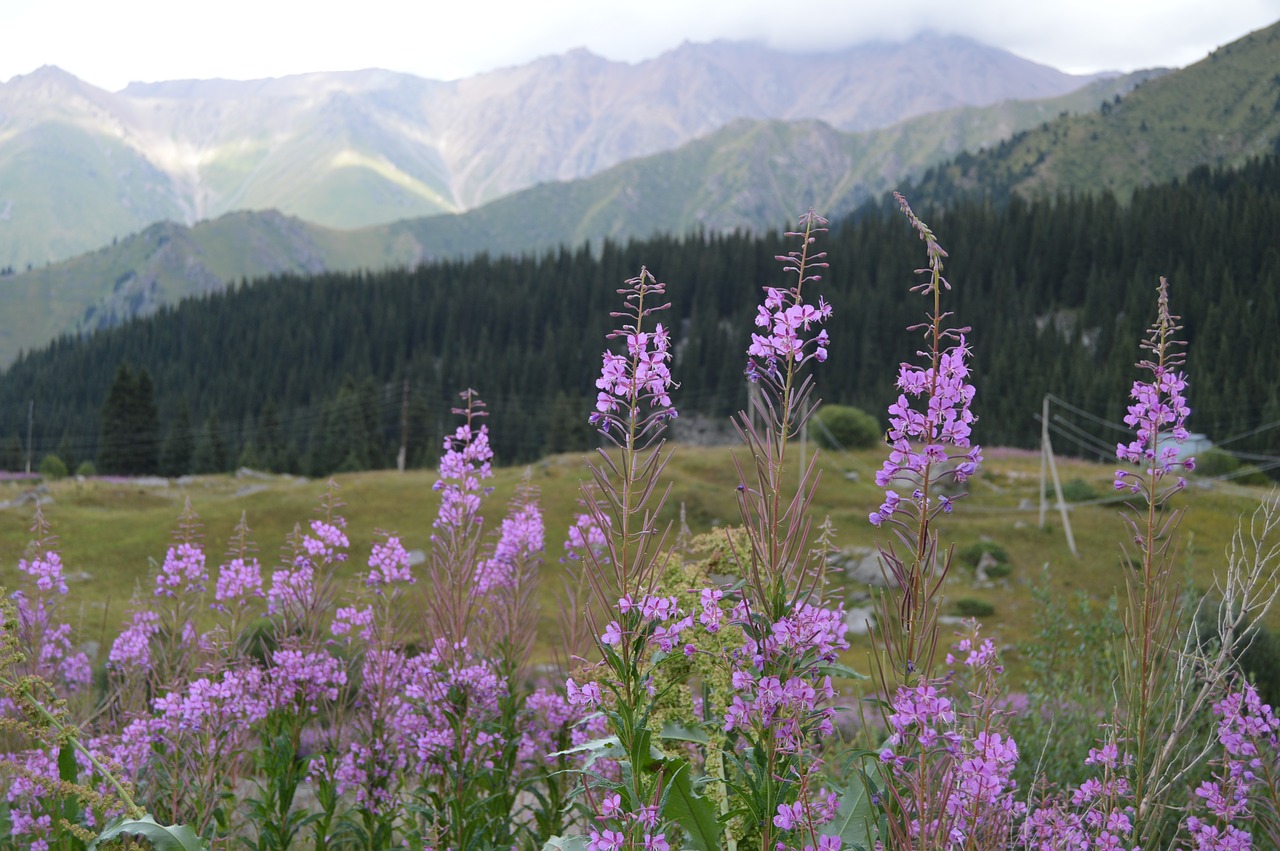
left=161, top=402, right=194, bottom=477
left=258, top=399, right=284, bottom=472
left=134, top=368, right=160, bottom=475
left=98, top=364, right=137, bottom=475
left=193, top=415, right=228, bottom=475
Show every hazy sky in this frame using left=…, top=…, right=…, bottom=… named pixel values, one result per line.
left=4, top=0, right=1279, bottom=91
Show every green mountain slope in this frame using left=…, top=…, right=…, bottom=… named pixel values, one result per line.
left=0, top=211, right=393, bottom=357
left=0, top=37, right=1114, bottom=270
left=0, top=71, right=1156, bottom=365
left=910, top=21, right=1280, bottom=201
left=0, top=68, right=1175, bottom=367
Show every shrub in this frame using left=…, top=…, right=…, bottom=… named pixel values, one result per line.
left=1235, top=464, right=1273, bottom=486
left=985, top=563, right=1014, bottom=580
left=1044, top=477, right=1100, bottom=502
left=955, top=597, right=996, bottom=617
left=1196, top=448, right=1241, bottom=478
left=38, top=454, right=67, bottom=480
left=75, top=460, right=96, bottom=477
left=812, top=403, right=880, bottom=450
left=958, top=540, right=1010, bottom=568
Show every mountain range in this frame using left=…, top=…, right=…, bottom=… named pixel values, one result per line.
left=0, top=35, right=1112, bottom=271
left=1, top=20, right=1278, bottom=370
left=0, top=68, right=1158, bottom=366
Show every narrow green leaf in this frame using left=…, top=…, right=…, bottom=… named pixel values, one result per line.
left=817, top=661, right=869, bottom=680
left=662, top=759, right=721, bottom=851
left=89, top=814, right=208, bottom=851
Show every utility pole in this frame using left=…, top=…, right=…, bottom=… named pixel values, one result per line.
left=25, top=400, right=32, bottom=474
left=1039, top=396, right=1049, bottom=528
left=397, top=378, right=410, bottom=473
left=1040, top=395, right=1078, bottom=557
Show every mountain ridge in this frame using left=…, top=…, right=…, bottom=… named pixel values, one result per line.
left=0, top=67, right=1163, bottom=367
left=0, top=35, right=1112, bottom=268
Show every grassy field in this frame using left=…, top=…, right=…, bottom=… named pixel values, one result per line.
left=0, top=443, right=1272, bottom=682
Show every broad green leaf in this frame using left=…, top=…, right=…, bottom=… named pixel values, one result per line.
left=89, top=814, right=208, bottom=851
left=542, top=835, right=590, bottom=851
left=660, top=721, right=710, bottom=744
left=820, top=768, right=880, bottom=850
left=549, top=735, right=623, bottom=759
left=662, top=759, right=721, bottom=851
left=58, top=743, right=78, bottom=783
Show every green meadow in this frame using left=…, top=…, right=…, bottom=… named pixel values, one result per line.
left=1, top=444, right=1270, bottom=681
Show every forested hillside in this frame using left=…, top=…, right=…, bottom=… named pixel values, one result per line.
left=0, top=155, right=1277, bottom=476
left=906, top=20, right=1280, bottom=204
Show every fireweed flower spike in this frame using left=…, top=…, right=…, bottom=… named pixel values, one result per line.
left=872, top=193, right=980, bottom=528
left=732, top=210, right=833, bottom=613
left=1111, top=278, right=1199, bottom=833
left=590, top=266, right=678, bottom=438
left=746, top=209, right=832, bottom=385
left=869, top=192, right=979, bottom=682
left=568, top=268, right=689, bottom=846
left=1114, top=277, right=1195, bottom=500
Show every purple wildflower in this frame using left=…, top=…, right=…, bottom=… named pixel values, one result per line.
left=746, top=210, right=831, bottom=381
left=214, top=556, right=263, bottom=606
left=366, top=534, right=414, bottom=587
left=18, top=551, right=67, bottom=595
left=590, top=267, right=677, bottom=433
left=565, top=511, right=610, bottom=562
left=474, top=499, right=542, bottom=595
left=154, top=542, right=207, bottom=597
left=433, top=391, right=494, bottom=530
left=871, top=193, right=980, bottom=528
left=1114, top=277, right=1195, bottom=495
left=108, top=609, right=161, bottom=671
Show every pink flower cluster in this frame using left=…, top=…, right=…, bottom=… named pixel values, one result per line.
left=1179, top=683, right=1280, bottom=849
left=214, top=556, right=264, bottom=607
left=871, top=193, right=981, bottom=528
left=108, top=609, right=161, bottom=671
left=772, top=792, right=842, bottom=846
left=590, top=268, right=677, bottom=432
left=433, top=421, right=494, bottom=529
left=268, top=517, right=349, bottom=615
left=1114, top=364, right=1195, bottom=493
left=741, top=601, right=850, bottom=669
left=154, top=542, right=208, bottom=597
left=594, top=323, right=676, bottom=420
left=589, top=793, right=669, bottom=851
left=475, top=500, right=542, bottom=594
left=881, top=626, right=1026, bottom=846
left=745, top=209, right=831, bottom=381
left=565, top=511, right=610, bottom=562
left=366, top=534, right=414, bottom=587
left=1114, top=278, right=1196, bottom=495
left=18, top=551, right=67, bottom=595
left=871, top=337, right=981, bottom=526
left=747, top=287, right=832, bottom=371
left=151, top=666, right=274, bottom=733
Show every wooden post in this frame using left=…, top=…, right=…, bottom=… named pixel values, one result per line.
left=397, top=378, right=409, bottom=473
left=1043, top=425, right=1078, bottom=557
left=1039, top=396, right=1049, bottom=528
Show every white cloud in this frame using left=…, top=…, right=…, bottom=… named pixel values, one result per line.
left=3, top=0, right=1278, bottom=90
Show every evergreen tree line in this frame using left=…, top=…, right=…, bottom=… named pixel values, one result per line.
left=0, top=154, right=1277, bottom=476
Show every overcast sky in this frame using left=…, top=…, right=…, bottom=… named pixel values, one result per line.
left=4, top=0, right=1279, bottom=92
